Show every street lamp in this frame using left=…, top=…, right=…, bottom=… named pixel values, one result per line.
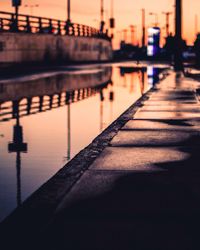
left=195, top=14, right=198, bottom=36
left=141, top=8, right=146, bottom=47
left=12, top=0, right=22, bottom=31
left=116, top=30, right=123, bottom=47
left=149, top=12, right=159, bottom=27
left=174, top=0, right=183, bottom=71
left=162, top=12, right=172, bottom=37
left=130, top=25, right=136, bottom=45
left=109, top=0, right=115, bottom=38
left=123, top=29, right=128, bottom=43
left=100, top=0, right=105, bottom=32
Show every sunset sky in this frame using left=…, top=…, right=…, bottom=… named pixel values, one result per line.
left=1, top=0, right=200, bottom=48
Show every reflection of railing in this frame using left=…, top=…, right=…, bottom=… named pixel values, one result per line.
left=0, top=11, right=111, bottom=41
left=0, top=81, right=110, bottom=123
left=120, top=67, right=147, bottom=76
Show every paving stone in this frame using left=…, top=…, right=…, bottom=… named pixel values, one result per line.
left=89, top=147, right=189, bottom=171
left=142, top=100, right=198, bottom=106
left=56, top=171, right=128, bottom=211
left=122, top=119, right=200, bottom=131
left=151, top=90, right=194, bottom=95
left=149, top=91, right=195, bottom=96
left=140, top=105, right=200, bottom=112
left=110, top=130, right=200, bottom=147
left=134, top=111, right=200, bottom=119
left=149, top=95, right=196, bottom=100
left=149, top=98, right=196, bottom=102
left=149, top=97, right=197, bottom=102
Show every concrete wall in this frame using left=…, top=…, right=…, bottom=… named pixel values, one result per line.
left=0, top=33, right=113, bottom=65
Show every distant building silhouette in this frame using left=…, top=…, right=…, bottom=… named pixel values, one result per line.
left=194, top=34, right=200, bottom=67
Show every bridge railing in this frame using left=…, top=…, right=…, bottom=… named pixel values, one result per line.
left=0, top=11, right=110, bottom=41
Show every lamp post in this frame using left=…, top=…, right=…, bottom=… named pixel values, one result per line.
left=141, top=8, right=146, bottom=47
left=12, top=0, right=22, bottom=31
left=174, top=0, right=183, bottom=71
left=162, top=11, right=172, bottom=37
left=100, top=0, right=105, bottom=32
left=149, top=12, right=159, bottom=27
left=101, top=0, right=104, bottom=23
left=195, top=14, right=198, bottom=36
left=130, top=25, right=136, bottom=45
left=67, top=0, right=71, bottom=23
left=123, top=29, right=128, bottom=43
left=116, top=30, right=122, bottom=47
left=109, top=0, right=115, bottom=38
left=15, top=5, right=19, bottom=29
left=65, top=0, right=71, bottom=35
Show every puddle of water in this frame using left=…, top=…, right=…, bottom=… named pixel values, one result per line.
left=0, top=63, right=165, bottom=222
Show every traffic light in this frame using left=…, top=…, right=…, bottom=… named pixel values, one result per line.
left=12, top=0, right=21, bottom=7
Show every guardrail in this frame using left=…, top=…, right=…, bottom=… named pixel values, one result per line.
left=0, top=11, right=111, bottom=41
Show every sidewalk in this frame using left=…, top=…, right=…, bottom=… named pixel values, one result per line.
left=43, top=72, right=200, bottom=250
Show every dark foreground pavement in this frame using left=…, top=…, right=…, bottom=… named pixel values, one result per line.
left=2, top=72, right=200, bottom=250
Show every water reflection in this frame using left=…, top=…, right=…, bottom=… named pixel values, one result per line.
left=0, top=68, right=112, bottom=122
left=0, top=64, right=163, bottom=222
left=8, top=114, right=28, bottom=207
left=147, top=66, right=161, bottom=86
left=66, top=104, right=71, bottom=162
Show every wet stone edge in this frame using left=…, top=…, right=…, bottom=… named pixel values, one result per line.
left=0, top=76, right=165, bottom=235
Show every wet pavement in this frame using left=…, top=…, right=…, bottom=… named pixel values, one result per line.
left=2, top=71, right=200, bottom=250
left=44, top=72, right=200, bottom=250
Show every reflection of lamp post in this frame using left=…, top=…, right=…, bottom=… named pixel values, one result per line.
left=64, top=93, right=71, bottom=162
left=24, top=4, right=39, bottom=16
left=67, top=104, right=71, bottom=161
left=141, top=69, right=145, bottom=94
left=100, top=89, right=104, bottom=132
left=149, top=12, right=159, bottom=27
left=8, top=101, right=27, bottom=207
left=109, top=82, right=114, bottom=123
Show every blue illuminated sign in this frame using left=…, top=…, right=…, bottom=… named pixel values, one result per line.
left=147, top=27, right=160, bottom=57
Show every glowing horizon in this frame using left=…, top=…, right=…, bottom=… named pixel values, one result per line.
left=1, top=0, right=199, bottom=48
